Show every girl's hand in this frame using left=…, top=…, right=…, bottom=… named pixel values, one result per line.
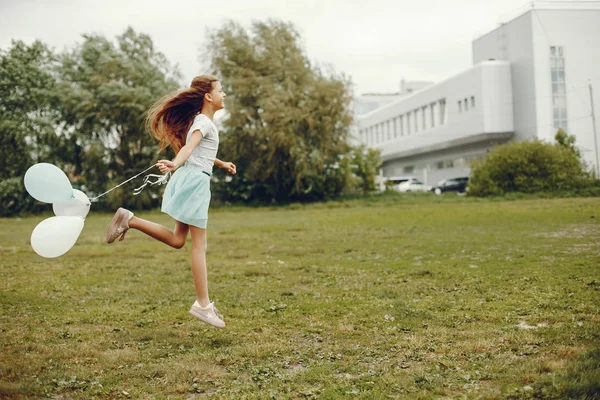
left=221, top=162, right=237, bottom=175
left=157, top=160, right=177, bottom=174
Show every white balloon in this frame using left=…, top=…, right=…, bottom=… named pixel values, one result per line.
left=31, top=216, right=84, bottom=258
left=24, top=163, right=73, bottom=203
left=53, top=189, right=91, bottom=218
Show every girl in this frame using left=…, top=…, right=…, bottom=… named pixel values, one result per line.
left=105, top=75, right=236, bottom=329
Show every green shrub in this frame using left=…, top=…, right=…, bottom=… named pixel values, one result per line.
left=469, top=140, right=595, bottom=197
left=0, top=177, right=44, bottom=217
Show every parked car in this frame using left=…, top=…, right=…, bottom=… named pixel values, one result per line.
left=396, top=177, right=431, bottom=192
left=431, top=177, right=469, bottom=195
left=384, top=176, right=410, bottom=192
left=385, top=177, right=431, bottom=192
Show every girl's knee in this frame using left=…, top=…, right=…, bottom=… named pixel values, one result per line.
left=172, top=238, right=186, bottom=249
left=191, top=243, right=207, bottom=254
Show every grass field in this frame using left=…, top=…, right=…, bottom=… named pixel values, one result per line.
left=1, top=194, right=599, bottom=399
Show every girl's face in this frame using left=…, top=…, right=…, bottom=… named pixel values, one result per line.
left=209, top=81, right=226, bottom=110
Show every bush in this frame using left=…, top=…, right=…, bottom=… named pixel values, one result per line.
left=469, top=140, right=595, bottom=197
left=0, top=177, right=44, bottom=217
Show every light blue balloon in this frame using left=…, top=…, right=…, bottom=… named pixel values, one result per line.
left=24, top=163, right=73, bottom=203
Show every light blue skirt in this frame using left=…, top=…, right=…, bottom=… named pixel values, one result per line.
left=161, top=163, right=211, bottom=229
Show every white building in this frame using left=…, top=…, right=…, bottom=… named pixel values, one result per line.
left=354, top=79, right=434, bottom=116
left=399, top=79, right=433, bottom=96
left=358, top=2, right=600, bottom=185
left=355, top=93, right=404, bottom=116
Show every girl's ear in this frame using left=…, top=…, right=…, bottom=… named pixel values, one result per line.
left=204, top=92, right=213, bottom=103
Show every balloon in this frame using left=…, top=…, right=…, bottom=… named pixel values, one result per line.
left=53, top=189, right=91, bottom=219
left=31, top=216, right=84, bottom=258
left=24, top=163, right=73, bottom=203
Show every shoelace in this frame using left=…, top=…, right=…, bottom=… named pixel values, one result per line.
left=212, top=303, right=223, bottom=319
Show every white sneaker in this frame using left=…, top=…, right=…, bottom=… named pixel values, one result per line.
left=189, top=301, right=225, bottom=328
left=105, top=208, right=134, bottom=243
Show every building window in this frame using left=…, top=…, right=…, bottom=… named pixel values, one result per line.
left=455, top=157, right=468, bottom=167
left=413, top=110, right=418, bottom=132
left=422, top=106, right=427, bottom=130
left=464, top=98, right=469, bottom=111
left=403, top=165, right=414, bottom=173
left=471, top=96, right=475, bottom=108
left=406, top=113, right=411, bottom=135
left=387, top=120, right=391, bottom=140
left=399, top=115, right=404, bottom=136
left=550, top=46, right=568, bottom=130
left=550, top=46, right=564, bottom=57
left=398, top=115, right=403, bottom=136
left=439, top=99, right=446, bottom=124
left=436, top=161, right=444, bottom=169
left=458, top=100, right=462, bottom=112
left=430, top=103, right=436, bottom=128
left=414, top=109, right=420, bottom=132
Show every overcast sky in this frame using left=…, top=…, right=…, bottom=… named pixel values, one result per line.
left=1, top=0, right=547, bottom=95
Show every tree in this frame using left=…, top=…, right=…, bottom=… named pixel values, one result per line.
left=206, top=20, right=356, bottom=203
left=350, top=145, right=383, bottom=194
left=0, top=40, right=59, bottom=178
left=55, top=27, right=181, bottom=209
left=0, top=40, right=60, bottom=215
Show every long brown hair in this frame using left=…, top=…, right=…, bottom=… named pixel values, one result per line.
left=146, top=75, right=219, bottom=153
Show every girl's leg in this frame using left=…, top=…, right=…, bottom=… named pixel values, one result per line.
left=129, top=217, right=189, bottom=249
left=189, top=226, right=210, bottom=307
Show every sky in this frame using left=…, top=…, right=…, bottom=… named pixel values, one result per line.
left=0, top=0, right=548, bottom=95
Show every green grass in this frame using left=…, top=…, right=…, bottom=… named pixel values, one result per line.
left=1, top=195, right=599, bottom=399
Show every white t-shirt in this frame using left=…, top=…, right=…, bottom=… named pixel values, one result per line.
left=185, top=114, right=219, bottom=173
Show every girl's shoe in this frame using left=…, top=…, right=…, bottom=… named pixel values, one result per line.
left=189, top=301, right=225, bottom=328
left=105, top=208, right=133, bottom=243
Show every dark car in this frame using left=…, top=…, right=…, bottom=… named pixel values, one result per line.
left=431, top=177, right=469, bottom=195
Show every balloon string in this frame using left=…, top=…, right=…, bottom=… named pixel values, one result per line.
left=132, top=172, right=170, bottom=195
left=90, top=164, right=166, bottom=202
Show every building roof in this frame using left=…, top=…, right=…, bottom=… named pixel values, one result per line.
left=473, top=0, right=600, bottom=41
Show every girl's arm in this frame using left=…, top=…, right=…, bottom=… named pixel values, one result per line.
left=215, top=158, right=237, bottom=175
left=157, top=130, right=204, bottom=173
